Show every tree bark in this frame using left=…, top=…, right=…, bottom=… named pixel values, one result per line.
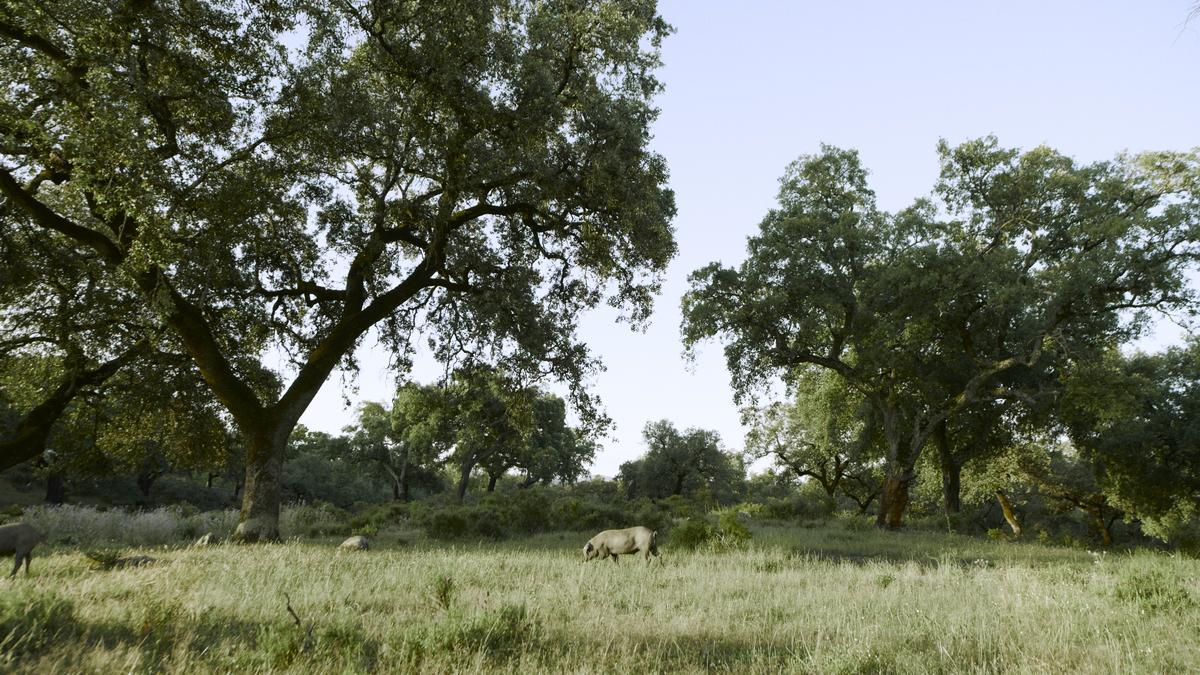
left=398, top=450, right=410, bottom=502
left=44, top=472, right=65, bottom=504
left=873, top=403, right=920, bottom=529
left=876, top=475, right=911, bottom=529
left=1087, top=505, right=1114, bottom=547
left=486, top=473, right=499, bottom=492
left=995, top=489, right=1021, bottom=538
left=934, top=421, right=962, bottom=514
left=455, top=452, right=476, bottom=502
left=233, top=431, right=286, bottom=542
left=519, top=474, right=538, bottom=489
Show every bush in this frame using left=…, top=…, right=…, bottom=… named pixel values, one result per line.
left=714, top=510, right=752, bottom=549
left=280, top=501, right=351, bottom=538
left=669, top=517, right=715, bottom=550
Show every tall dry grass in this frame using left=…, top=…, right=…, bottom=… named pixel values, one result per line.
left=1, top=519, right=1197, bottom=673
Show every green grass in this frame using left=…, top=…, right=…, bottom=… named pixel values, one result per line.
left=1, top=522, right=1197, bottom=673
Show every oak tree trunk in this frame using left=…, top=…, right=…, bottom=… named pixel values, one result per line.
left=45, top=472, right=65, bottom=504
left=398, top=450, right=410, bottom=502
left=1088, top=506, right=1114, bottom=547
left=456, top=453, right=476, bottom=502
left=486, top=473, right=499, bottom=492
left=233, top=430, right=286, bottom=542
left=874, top=404, right=920, bottom=529
left=933, top=421, right=962, bottom=514
left=876, top=475, right=911, bottom=529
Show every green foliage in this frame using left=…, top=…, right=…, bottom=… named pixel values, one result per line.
left=281, top=501, right=352, bottom=538
left=683, top=139, right=1200, bottom=527
left=743, top=368, right=880, bottom=500
left=1058, top=342, right=1200, bottom=542
left=0, top=0, right=677, bottom=537
left=669, top=511, right=752, bottom=552
left=403, top=488, right=671, bottom=541
left=669, top=517, right=715, bottom=550
left=618, top=420, right=745, bottom=503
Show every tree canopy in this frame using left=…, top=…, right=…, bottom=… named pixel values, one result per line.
left=619, top=420, right=744, bottom=504
left=0, top=0, right=676, bottom=539
left=684, top=139, right=1200, bottom=527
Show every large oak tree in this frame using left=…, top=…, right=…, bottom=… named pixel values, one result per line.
left=683, top=140, right=1198, bottom=528
left=0, top=0, right=676, bottom=539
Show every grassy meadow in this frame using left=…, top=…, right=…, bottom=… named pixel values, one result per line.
left=2, top=517, right=1198, bottom=674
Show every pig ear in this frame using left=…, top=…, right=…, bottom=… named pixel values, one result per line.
left=585, top=542, right=594, bottom=553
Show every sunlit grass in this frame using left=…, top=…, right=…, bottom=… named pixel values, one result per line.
left=1, top=521, right=1197, bottom=673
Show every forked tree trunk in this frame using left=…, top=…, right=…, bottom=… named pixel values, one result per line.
left=995, top=490, right=1021, bottom=537
left=137, top=470, right=161, bottom=499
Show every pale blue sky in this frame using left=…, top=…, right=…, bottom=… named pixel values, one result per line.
left=300, top=1, right=1200, bottom=476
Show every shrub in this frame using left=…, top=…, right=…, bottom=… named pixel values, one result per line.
left=280, top=501, right=351, bottom=538
left=714, top=510, right=752, bottom=549
left=669, top=517, right=715, bottom=550
left=21, top=504, right=185, bottom=546
left=422, top=510, right=469, bottom=540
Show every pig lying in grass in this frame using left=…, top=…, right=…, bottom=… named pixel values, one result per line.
left=0, top=522, right=45, bottom=578
left=583, top=526, right=660, bottom=564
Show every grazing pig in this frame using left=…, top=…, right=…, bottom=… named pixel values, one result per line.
left=583, top=526, right=660, bottom=564
left=0, top=522, right=46, bottom=578
left=340, top=535, right=369, bottom=551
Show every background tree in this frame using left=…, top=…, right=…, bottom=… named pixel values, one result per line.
left=1057, top=341, right=1200, bottom=544
left=618, top=420, right=744, bottom=504
left=683, top=140, right=1200, bottom=529
left=743, top=367, right=880, bottom=505
left=387, top=382, right=455, bottom=502
left=346, top=401, right=407, bottom=500
left=0, top=1, right=676, bottom=539
left=516, top=394, right=597, bottom=488
left=443, top=367, right=534, bottom=501
left=478, top=392, right=597, bottom=490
